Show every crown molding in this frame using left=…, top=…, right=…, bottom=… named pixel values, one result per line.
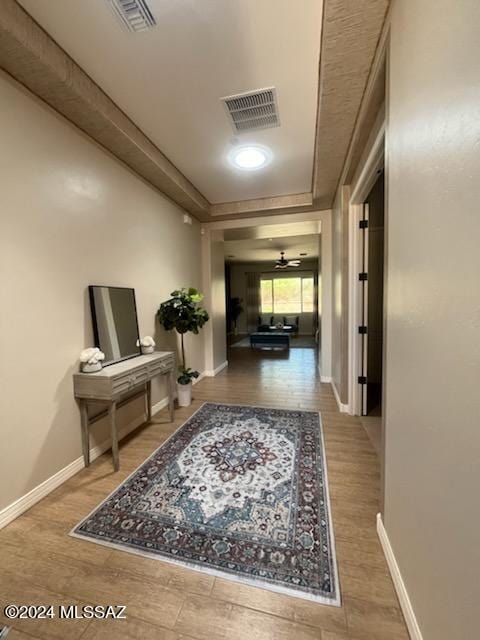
left=209, top=192, right=313, bottom=218
left=312, top=0, right=390, bottom=207
left=339, top=6, right=390, bottom=188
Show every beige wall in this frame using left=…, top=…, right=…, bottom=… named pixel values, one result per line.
left=0, top=72, right=205, bottom=513
left=318, top=218, right=332, bottom=381
left=202, top=229, right=227, bottom=372
left=331, top=186, right=349, bottom=403
left=384, top=1, right=480, bottom=638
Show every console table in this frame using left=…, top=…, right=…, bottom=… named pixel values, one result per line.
left=73, top=351, right=175, bottom=471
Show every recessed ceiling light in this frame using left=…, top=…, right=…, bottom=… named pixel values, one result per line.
left=228, top=145, right=272, bottom=171
left=300, top=252, right=308, bottom=256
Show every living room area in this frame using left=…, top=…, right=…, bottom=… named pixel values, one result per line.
left=224, top=221, right=321, bottom=354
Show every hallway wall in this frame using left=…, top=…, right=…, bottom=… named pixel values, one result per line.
left=331, top=186, right=349, bottom=403
left=0, top=71, right=205, bottom=515
left=384, top=1, right=480, bottom=638
left=202, top=229, right=227, bottom=373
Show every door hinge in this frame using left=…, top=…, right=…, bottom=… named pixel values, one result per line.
left=359, top=219, right=368, bottom=229
left=358, top=376, right=367, bottom=385
left=358, top=325, right=367, bottom=334
left=358, top=272, right=368, bottom=281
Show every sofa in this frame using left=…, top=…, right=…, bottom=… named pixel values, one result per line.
left=282, top=316, right=300, bottom=336
left=257, top=315, right=274, bottom=331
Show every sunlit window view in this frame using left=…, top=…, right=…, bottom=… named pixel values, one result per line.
left=260, top=276, right=314, bottom=314
left=260, top=279, right=274, bottom=313
left=301, top=277, right=314, bottom=312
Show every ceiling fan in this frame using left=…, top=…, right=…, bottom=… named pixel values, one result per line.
left=275, top=251, right=301, bottom=269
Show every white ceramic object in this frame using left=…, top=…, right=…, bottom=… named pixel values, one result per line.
left=177, top=381, right=192, bottom=407
left=81, top=361, right=102, bottom=373
left=140, top=345, right=154, bottom=354
left=79, top=347, right=105, bottom=373
left=137, top=336, right=156, bottom=354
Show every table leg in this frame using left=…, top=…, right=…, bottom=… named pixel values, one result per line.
left=109, top=401, right=119, bottom=471
left=80, top=400, right=90, bottom=467
left=146, top=380, right=152, bottom=422
left=168, top=369, right=175, bottom=422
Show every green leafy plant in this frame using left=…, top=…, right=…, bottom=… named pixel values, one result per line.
left=177, top=367, right=200, bottom=385
left=157, top=288, right=209, bottom=385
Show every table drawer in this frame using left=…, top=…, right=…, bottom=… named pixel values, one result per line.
left=148, top=357, right=174, bottom=377
left=112, top=367, right=149, bottom=395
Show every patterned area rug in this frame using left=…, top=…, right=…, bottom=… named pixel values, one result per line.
left=72, top=403, right=340, bottom=605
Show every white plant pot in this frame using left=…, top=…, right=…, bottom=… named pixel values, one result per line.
left=177, top=381, right=192, bottom=407
left=81, top=362, right=102, bottom=373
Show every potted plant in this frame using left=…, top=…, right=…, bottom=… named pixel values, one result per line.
left=228, top=297, right=244, bottom=335
left=157, top=288, right=209, bottom=407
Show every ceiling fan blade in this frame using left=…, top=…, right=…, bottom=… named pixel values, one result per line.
left=288, top=261, right=301, bottom=266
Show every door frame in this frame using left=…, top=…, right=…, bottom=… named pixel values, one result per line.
left=348, top=123, right=385, bottom=416
left=206, top=210, right=333, bottom=383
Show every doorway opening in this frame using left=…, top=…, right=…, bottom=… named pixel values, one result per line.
left=202, top=211, right=332, bottom=388
left=348, top=121, right=386, bottom=458
left=360, top=170, right=385, bottom=418
left=223, top=221, right=322, bottom=352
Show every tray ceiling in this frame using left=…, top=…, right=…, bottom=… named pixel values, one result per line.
left=18, top=0, right=323, bottom=205
left=1, top=0, right=389, bottom=220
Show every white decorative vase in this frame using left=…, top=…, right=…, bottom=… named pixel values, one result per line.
left=177, top=382, right=192, bottom=407
left=81, top=362, right=102, bottom=373
left=141, top=345, right=154, bottom=354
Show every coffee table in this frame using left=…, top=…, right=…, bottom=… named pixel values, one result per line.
left=250, top=332, right=290, bottom=349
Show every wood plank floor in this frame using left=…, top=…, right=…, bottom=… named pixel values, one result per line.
left=0, top=346, right=409, bottom=639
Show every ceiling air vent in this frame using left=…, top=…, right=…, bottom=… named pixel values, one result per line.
left=221, top=88, right=280, bottom=134
left=107, top=0, right=156, bottom=33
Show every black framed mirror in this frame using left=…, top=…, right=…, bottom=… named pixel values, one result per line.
left=88, top=286, right=141, bottom=366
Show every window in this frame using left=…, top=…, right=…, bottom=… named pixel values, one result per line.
left=302, top=277, right=314, bottom=312
left=260, top=276, right=315, bottom=314
left=260, top=279, right=273, bottom=313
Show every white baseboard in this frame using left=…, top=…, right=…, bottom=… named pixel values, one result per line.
left=331, top=381, right=349, bottom=413
left=192, top=372, right=205, bottom=385
left=204, top=360, right=228, bottom=377
left=317, top=363, right=332, bottom=384
left=0, top=453, right=86, bottom=531
left=149, top=395, right=171, bottom=415
left=0, top=394, right=170, bottom=530
left=377, top=513, right=423, bottom=640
